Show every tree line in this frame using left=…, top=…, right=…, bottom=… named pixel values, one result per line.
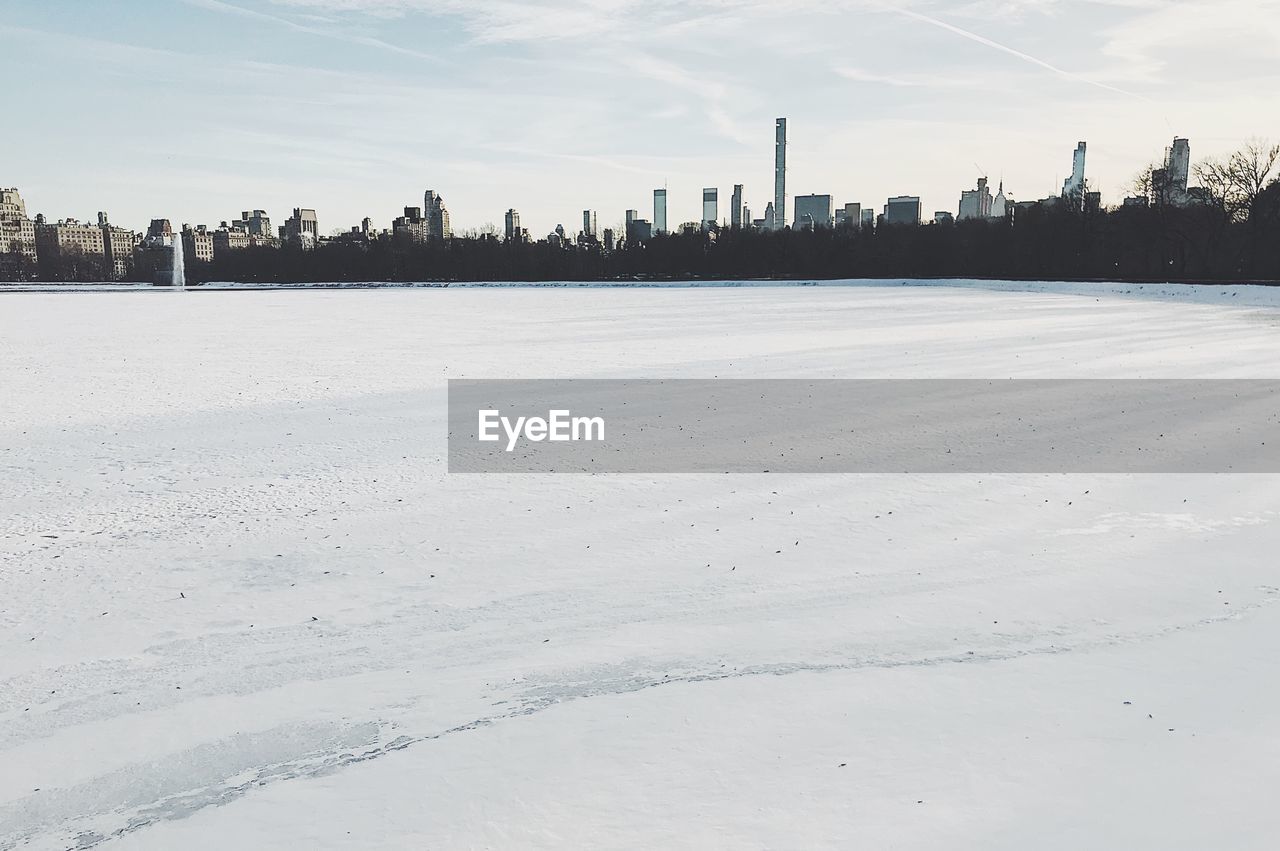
left=12, top=140, right=1280, bottom=285
left=180, top=183, right=1280, bottom=285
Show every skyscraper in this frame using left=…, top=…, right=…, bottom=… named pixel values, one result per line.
left=958, top=177, right=993, bottom=220
left=1167, top=138, right=1191, bottom=195
left=582, top=209, right=598, bottom=239
left=283, top=208, right=318, bottom=249
left=991, top=182, right=1009, bottom=218
left=883, top=196, right=922, bottom=226
left=1062, top=142, right=1087, bottom=208
left=653, top=189, right=667, bottom=234
left=504, top=209, right=520, bottom=242
left=702, top=188, right=718, bottom=229
left=731, top=184, right=744, bottom=228
left=424, top=190, right=451, bottom=240
left=774, top=118, right=787, bottom=229
left=793, top=194, right=833, bottom=230
left=835, top=202, right=862, bottom=228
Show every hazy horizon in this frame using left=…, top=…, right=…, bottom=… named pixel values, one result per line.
left=2, top=0, right=1277, bottom=236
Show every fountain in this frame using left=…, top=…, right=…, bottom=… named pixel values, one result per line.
left=170, top=233, right=186, bottom=288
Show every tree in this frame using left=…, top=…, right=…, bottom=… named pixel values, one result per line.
left=1128, top=164, right=1156, bottom=202
left=1194, top=138, right=1280, bottom=223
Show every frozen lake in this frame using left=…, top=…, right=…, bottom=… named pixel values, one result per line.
left=3, top=282, right=1280, bottom=849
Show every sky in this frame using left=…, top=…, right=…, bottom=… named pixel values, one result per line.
left=1, top=0, right=1277, bottom=237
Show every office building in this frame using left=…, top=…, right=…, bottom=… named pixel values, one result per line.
left=934, top=211, right=954, bottom=224
left=991, top=182, right=1009, bottom=218
left=1062, top=142, right=1087, bottom=208
left=505, top=209, right=521, bottom=242
left=1168, top=138, right=1191, bottom=194
left=731, top=184, right=744, bottom=228
left=626, top=218, right=652, bottom=244
left=702, top=188, right=718, bottom=229
left=582, top=209, right=598, bottom=239
left=653, top=189, right=667, bottom=234
left=861, top=209, right=875, bottom=228
left=283, top=208, right=318, bottom=249
left=959, top=177, right=993, bottom=220
left=423, top=190, right=451, bottom=240
left=1155, top=137, right=1193, bottom=206
left=835, top=202, right=862, bottom=228
left=393, top=207, right=428, bottom=243
left=883, top=196, right=922, bottom=226
left=793, top=194, right=833, bottom=230
left=763, top=202, right=777, bottom=231
left=774, top=118, right=787, bottom=229
left=603, top=228, right=615, bottom=251
left=234, top=210, right=272, bottom=238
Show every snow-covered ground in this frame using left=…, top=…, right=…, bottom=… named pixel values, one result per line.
left=3, top=282, right=1280, bottom=849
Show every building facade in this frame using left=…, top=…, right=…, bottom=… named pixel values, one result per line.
left=283, top=208, right=318, bottom=249
left=234, top=210, right=272, bottom=238
left=793, top=194, right=833, bottom=229
left=883, top=196, right=922, bottom=226
left=991, top=182, right=1009, bottom=218
left=181, top=225, right=215, bottom=264
left=393, top=207, right=427, bottom=243
left=424, top=190, right=451, bottom=240
left=505, top=209, right=521, bottom=242
left=35, top=218, right=108, bottom=279
left=702, top=188, right=718, bottom=229
left=774, top=118, right=787, bottom=229
left=958, top=177, right=993, bottom=220
left=653, top=189, right=667, bottom=234
left=835, top=202, right=862, bottom=228
left=1062, top=142, right=1087, bottom=209
left=100, top=215, right=138, bottom=279
left=0, top=188, right=37, bottom=279
left=625, top=217, right=652, bottom=245
left=213, top=223, right=252, bottom=253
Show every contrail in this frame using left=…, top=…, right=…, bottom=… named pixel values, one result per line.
left=182, top=0, right=445, bottom=65
left=884, top=4, right=1151, bottom=103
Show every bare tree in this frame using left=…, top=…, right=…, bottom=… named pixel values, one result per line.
left=1128, top=163, right=1155, bottom=201
left=1194, top=138, right=1280, bottom=222
left=1236, top=139, right=1280, bottom=197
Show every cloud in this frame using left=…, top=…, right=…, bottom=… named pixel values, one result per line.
left=881, top=3, right=1151, bottom=101
left=182, top=0, right=445, bottom=62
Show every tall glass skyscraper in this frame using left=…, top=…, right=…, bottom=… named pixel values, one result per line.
left=774, top=118, right=787, bottom=229
left=653, top=188, right=667, bottom=234
left=702, top=188, right=718, bottom=229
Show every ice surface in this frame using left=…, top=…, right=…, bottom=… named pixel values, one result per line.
left=3, top=282, right=1280, bottom=849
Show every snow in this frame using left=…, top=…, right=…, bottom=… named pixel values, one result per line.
left=3, top=282, right=1280, bottom=849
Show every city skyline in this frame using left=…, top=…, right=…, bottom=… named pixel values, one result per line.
left=2, top=0, right=1277, bottom=236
